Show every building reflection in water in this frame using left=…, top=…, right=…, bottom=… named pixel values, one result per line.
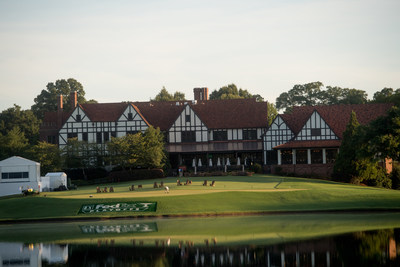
left=0, top=228, right=399, bottom=266
left=0, top=242, right=68, bottom=267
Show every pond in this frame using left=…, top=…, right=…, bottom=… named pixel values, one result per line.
left=1, top=213, right=400, bottom=266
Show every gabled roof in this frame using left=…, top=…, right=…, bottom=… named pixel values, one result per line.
left=79, top=102, right=129, bottom=122
left=133, top=101, right=185, bottom=130
left=280, top=103, right=393, bottom=139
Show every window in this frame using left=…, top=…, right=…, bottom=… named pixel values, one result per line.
left=82, top=132, right=88, bottom=142
left=296, top=150, right=308, bottom=164
left=96, top=132, right=102, bottom=144
left=281, top=150, right=293, bottom=164
left=67, top=133, right=78, bottom=139
left=243, top=129, right=257, bottom=140
left=111, top=131, right=117, bottom=138
left=326, top=149, right=338, bottom=163
left=311, top=149, right=323, bottom=164
left=47, top=135, right=56, bottom=144
left=104, top=132, right=109, bottom=142
left=2, top=172, right=29, bottom=179
left=213, top=130, right=227, bottom=141
left=311, top=128, right=321, bottom=136
left=181, top=131, right=196, bottom=142
left=76, top=114, right=81, bottom=122
left=185, top=115, right=191, bottom=123
left=128, top=113, right=133, bottom=121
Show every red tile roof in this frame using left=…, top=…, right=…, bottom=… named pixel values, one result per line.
left=280, top=103, right=393, bottom=139
left=191, top=98, right=269, bottom=129
left=41, top=98, right=269, bottom=131
left=274, top=140, right=342, bottom=149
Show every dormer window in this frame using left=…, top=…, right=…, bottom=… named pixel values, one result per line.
left=185, top=115, right=191, bottom=123
left=128, top=113, right=133, bottom=121
left=76, top=114, right=81, bottom=122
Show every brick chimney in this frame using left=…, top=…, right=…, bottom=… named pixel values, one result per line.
left=57, top=95, right=63, bottom=128
left=193, top=87, right=209, bottom=101
left=70, top=91, right=77, bottom=109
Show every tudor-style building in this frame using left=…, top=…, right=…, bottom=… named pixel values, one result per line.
left=263, top=103, right=393, bottom=177
left=40, top=88, right=269, bottom=169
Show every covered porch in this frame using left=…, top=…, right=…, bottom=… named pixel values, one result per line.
left=269, top=140, right=341, bottom=178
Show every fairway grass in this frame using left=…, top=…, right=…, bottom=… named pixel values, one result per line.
left=1, top=174, right=400, bottom=222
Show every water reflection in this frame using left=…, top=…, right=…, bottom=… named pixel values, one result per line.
left=1, top=214, right=400, bottom=266
left=1, top=230, right=398, bottom=266
left=0, top=242, right=67, bottom=266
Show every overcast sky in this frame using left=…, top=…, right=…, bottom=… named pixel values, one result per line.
left=0, top=0, right=399, bottom=112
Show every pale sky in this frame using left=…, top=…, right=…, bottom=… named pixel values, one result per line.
left=0, top=0, right=399, bottom=112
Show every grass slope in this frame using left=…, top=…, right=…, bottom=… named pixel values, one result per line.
left=1, top=174, right=400, bottom=221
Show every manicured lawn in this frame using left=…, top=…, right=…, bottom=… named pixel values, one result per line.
left=1, top=174, right=400, bottom=221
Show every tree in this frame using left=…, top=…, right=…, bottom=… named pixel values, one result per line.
left=210, top=83, right=264, bottom=102
left=209, top=84, right=265, bottom=101
left=276, top=82, right=368, bottom=112
left=28, top=141, right=62, bottom=175
left=333, top=111, right=392, bottom=188
left=0, top=126, right=29, bottom=160
left=0, top=104, right=40, bottom=145
left=372, top=87, right=400, bottom=106
left=136, top=126, right=166, bottom=169
left=153, top=87, right=186, bottom=101
left=333, top=111, right=361, bottom=181
left=31, top=78, right=91, bottom=119
left=267, top=103, right=278, bottom=126
left=108, top=126, right=165, bottom=169
left=61, top=138, right=102, bottom=170
left=276, top=82, right=324, bottom=111
left=362, top=106, right=400, bottom=162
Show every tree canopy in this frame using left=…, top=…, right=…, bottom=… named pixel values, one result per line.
left=276, top=82, right=368, bottom=112
left=31, top=78, right=95, bottom=120
left=0, top=126, right=29, bottom=160
left=209, top=84, right=264, bottom=102
left=362, top=106, right=400, bottom=162
left=372, top=88, right=400, bottom=106
left=108, top=126, right=166, bottom=169
left=0, top=104, right=40, bottom=145
left=152, top=87, right=186, bottom=101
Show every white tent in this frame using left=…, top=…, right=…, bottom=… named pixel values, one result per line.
left=209, top=158, right=213, bottom=167
left=192, top=158, right=196, bottom=167
left=198, top=158, right=202, bottom=167
left=217, top=158, right=221, bottom=166
left=237, top=157, right=241, bottom=165
left=226, top=158, right=231, bottom=166
left=0, top=156, right=40, bottom=197
left=39, top=172, right=68, bottom=192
